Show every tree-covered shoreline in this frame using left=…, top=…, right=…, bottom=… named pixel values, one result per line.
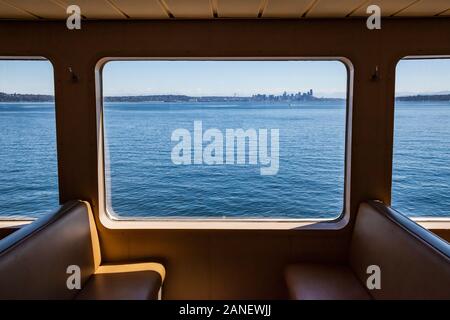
left=396, top=94, right=450, bottom=102
left=3, top=91, right=450, bottom=103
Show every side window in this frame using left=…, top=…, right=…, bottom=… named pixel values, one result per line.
left=393, top=58, right=450, bottom=218
left=102, top=60, right=348, bottom=220
left=0, top=59, right=58, bottom=219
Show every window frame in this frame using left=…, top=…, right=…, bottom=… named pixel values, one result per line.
left=392, top=55, right=450, bottom=224
left=95, top=57, right=354, bottom=230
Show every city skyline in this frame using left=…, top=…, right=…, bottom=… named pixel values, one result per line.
left=0, top=89, right=332, bottom=103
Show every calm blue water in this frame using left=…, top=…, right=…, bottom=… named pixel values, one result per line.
left=0, top=103, right=58, bottom=219
left=392, top=102, right=450, bottom=217
left=104, top=101, right=345, bottom=219
left=0, top=101, right=449, bottom=219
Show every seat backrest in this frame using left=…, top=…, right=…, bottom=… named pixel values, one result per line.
left=0, top=201, right=101, bottom=299
left=350, top=201, right=450, bottom=299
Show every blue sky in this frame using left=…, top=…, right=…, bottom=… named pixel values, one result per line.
left=1, top=59, right=449, bottom=98
left=396, top=59, right=450, bottom=96
left=102, top=60, right=347, bottom=98
left=0, top=60, right=55, bottom=95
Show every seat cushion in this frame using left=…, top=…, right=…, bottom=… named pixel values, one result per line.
left=76, top=262, right=165, bottom=300
left=285, top=263, right=371, bottom=300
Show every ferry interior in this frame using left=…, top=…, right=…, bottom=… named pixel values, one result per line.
left=0, top=0, right=449, bottom=302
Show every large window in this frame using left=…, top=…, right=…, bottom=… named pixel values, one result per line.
left=102, top=60, right=348, bottom=220
left=0, top=59, right=58, bottom=219
left=393, top=58, right=450, bottom=218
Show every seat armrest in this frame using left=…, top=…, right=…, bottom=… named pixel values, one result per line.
left=96, top=262, right=166, bottom=282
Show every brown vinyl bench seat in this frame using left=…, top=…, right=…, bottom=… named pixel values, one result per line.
left=0, top=200, right=165, bottom=300
left=285, top=201, right=450, bottom=300
left=285, top=263, right=371, bottom=300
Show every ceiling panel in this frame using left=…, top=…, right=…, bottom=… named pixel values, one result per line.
left=395, top=0, right=450, bottom=16
left=111, top=0, right=167, bottom=18
left=57, top=0, right=125, bottom=19
left=165, top=0, right=212, bottom=18
left=306, top=0, right=366, bottom=17
left=351, top=0, right=419, bottom=17
left=263, top=0, right=312, bottom=18
left=0, top=0, right=36, bottom=18
left=439, top=8, right=450, bottom=16
left=1, top=0, right=450, bottom=19
left=217, top=0, right=262, bottom=17
left=2, top=0, right=66, bottom=18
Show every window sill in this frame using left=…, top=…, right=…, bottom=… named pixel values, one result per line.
left=414, top=219, right=450, bottom=230
left=0, top=220, right=33, bottom=229
left=99, top=211, right=350, bottom=231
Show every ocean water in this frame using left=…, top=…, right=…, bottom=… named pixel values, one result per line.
left=392, top=101, right=450, bottom=217
left=0, top=101, right=449, bottom=219
left=0, top=103, right=58, bottom=219
left=104, top=101, right=346, bottom=219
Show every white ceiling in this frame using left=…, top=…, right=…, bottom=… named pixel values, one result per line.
left=0, top=0, right=449, bottom=20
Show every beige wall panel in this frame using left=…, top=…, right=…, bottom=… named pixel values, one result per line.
left=351, top=0, right=419, bottom=17
left=111, top=0, right=168, bottom=19
left=395, top=0, right=450, bottom=16
left=432, top=229, right=450, bottom=242
left=165, top=0, right=212, bottom=18
left=217, top=0, right=262, bottom=17
left=307, top=0, right=366, bottom=17
left=210, top=233, right=291, bottom=299
left=0, top=1, right=35, bottom=18
left=57, top=0, right=124, bottom=19
left=290, top=233, right=349, bottom=264
left=263, top=0, right=312, bottom=18
left=126, top=230, right=212, bottom=299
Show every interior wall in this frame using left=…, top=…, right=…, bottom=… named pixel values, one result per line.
left=432, top=229, right=450, bottom=242
left=0, top=228, right=17, bottom=240
left=0, top=18, right=449, bottom=299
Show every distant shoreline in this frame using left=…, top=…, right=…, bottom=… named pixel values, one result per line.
left=396, top=94, right=450, bottom=102
left=1, top=92, right=450, bottom=103
left=0, top=92, right=342, bottom=103
left=0, top=93, right=54, bottom=103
